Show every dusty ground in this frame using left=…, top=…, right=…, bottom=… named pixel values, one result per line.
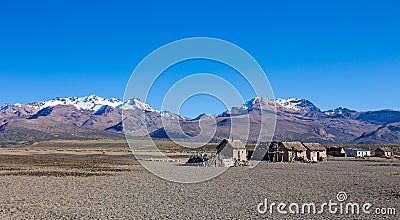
left=0, top=150, right=399, bottom=219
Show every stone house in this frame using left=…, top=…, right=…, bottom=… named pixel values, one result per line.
left=375, top=147, right=394, bottom=157
left=216, top=139, right=247, bottom=161
left=277, top=142, right=308, bottom=162
left=302, top=143, right=327, bottom=162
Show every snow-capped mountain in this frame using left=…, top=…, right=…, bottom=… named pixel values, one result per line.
left=193, top=113, right=215, bottom=120
left=0, top=95, right=328, bottom=116
left=324, top=107, right=357, bottom=117
left=2, top=95, right=400, bottom=145
left=0, top=95, right=157, bottom=113
left=160, top=111, right=187, bottom=121
left=32, top=95, right=124, bottom=111
left=275, top=98, right=318, bottom=111
left=120, top=98, right=156, bottom=112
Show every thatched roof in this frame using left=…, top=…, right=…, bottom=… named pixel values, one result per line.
left=256, top=142, right=272, bottom=150
left=303, top=143, right=326, bottom=151
left=280, top=142, right=307, bottom=152
left=216, top=139, right=246, bottom=152
left=376, top=147, right=393, bottom=152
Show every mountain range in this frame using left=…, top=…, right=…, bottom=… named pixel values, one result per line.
left=1, top=95, right=400, bottom=147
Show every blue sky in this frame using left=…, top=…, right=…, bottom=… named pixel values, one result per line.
left=1, top=0, right=399, bottom=117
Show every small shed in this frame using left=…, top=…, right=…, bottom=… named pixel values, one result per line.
left=216, top=139, right=247, bottom=161
left=277, top=142, right=308, bottom=162
left=303, top=143, right=327, bottom=162
left=375, top=147, right=394, bottom=157
left=346, top=148, right=370, bottom=157
left=326, top=146, right=346, bottom=157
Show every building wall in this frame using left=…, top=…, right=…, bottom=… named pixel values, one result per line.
left=359, top=151, right=370, bottom=157
left=346, top=149, right=356, bottom=157
left=319, top=150, right=327, bottom=160
left=375, top=149, right=383, bottom=157
left=375, top=149, right=393, bottom=157
left=284, top=150, right=307, bottom=162
left=347, top=149, right=370, bottom=157
left=311, top=150, right=327, bottom=161
left=220, top=147, right=247, bottom=161
left=327, top=148, right=346, bottom=157
left=220, top=146, right=234, bottom=158
left=233, top=149, right=247, bottom=161
left=298, top=151, right=307, bottom=160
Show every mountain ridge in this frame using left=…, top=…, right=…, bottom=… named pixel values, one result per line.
left=2, top=95, right=398, bottom=118
left=1, top=95, right=400, bottom=146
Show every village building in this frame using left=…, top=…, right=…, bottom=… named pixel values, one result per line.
left=216, top=139, right=247, bottom=161
left=326, top=146, right=346, bottom=157
left=346, top=148, right=371, bottom=157
left=252, top=141, right=328, bottom=163
left=374, top=147, right=394, bottom=158
left=247, top=142, right=273, bottom=161
left=258, top=141, right=286, bottom=162
left=276, top=142, right=308, bottom=162
left=302, top=143, right=327, bottom=162
left=265, top=142, right=281, bottom=162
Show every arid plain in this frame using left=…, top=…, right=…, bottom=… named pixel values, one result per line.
left=0, top=141, right=399, bottom=219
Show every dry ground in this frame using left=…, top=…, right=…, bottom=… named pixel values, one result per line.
left=0, top=149, right=399, bottom=219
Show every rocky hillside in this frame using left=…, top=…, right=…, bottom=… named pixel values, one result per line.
left=1, top=95, right=400, bottom=146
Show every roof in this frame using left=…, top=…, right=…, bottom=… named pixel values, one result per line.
left=216, top=139, right=246, bottom=151
left=376, top=147, right=393, bottom=152
left=326, top=146, right=345, bottom=152
left=280, top=142, right=307, bottom=152
left=256, top=142, right=272, bottom=150
left=347, top=148, right=370, bottom=152
left=303, top=143, right=326, bottom=151
left=327, top=146, right=344, bottom=150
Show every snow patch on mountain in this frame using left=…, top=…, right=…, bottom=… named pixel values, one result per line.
left=324, top=107, right=355, bottom=116
left=275, top=98, right=304, bottom=110
left=94, top=105, right=108, bottom=115
left=33, top=95, right=124, bottom=111
left=17, top=95, right=157, bottom=112
left=160, top=111, right=187, bottom=120
left=0, top=104, right=25, bottom=114
left=275, top=98, right=318, bottom=111
left=120, top=98, right=156, bottom=112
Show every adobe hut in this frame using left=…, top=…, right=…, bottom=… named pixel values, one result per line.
left=216, top=139, right=247, bottom=161
left=261, top=142, right=285, bottom=162
left=326, top=146, right=346, bottom=157
left=375, top=147, right=394, bottom=158
left=302, top=143, right=327, bottom=162
left=277, top=142, right=307, bottom=162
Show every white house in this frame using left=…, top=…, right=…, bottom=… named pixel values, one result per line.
left=346, top=148, right=371, bottom=157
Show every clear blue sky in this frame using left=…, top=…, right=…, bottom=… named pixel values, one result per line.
left=1, top=0, right=399, bottom=117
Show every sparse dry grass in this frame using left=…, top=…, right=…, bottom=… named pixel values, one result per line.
left=0, top=153, right=399, bottom=219
left=0, top=152, right=140, bottom=177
